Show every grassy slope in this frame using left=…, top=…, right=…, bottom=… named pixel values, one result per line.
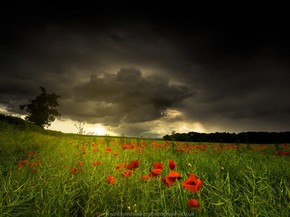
left=0, top=114, right=66, bottom=175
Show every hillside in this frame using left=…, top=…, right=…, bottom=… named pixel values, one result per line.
left=0, top=114, right=64, bottom=176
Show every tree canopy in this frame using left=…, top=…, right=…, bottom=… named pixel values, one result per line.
left=19, top=87, right=61, bottom=128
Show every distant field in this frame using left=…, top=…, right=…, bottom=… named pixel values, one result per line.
left=0, top=116, right=290, bottom=216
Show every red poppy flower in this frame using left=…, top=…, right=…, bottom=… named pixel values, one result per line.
left=149, top=169, right=162, bottom=177
left=175, top=148, right=184, bottom=152
left=200, top=144, right=207, bottom=151
left=104, top=147, right=113, bottom=153
left=141, top=174, right=151, bottom=181
left=187, top=199, right=199, bottom=208
left=70, top=168, right=78, bottom=173
left=161, top=177, right=167, bottom=185
left=169, top=160, right=176, bottom=170
left=107, top=176, right=116, bottom=184
left=18, top=160, right=30, bottom=169
left=93, top=147, right=98, bottom=153
left=93, top=161, right=102, bottom=166
left=77, top=161, right=83, bottom=167
left=126, top=159, right=140, bottom=170
left=114, top=152, right=119, bottom=156
left=163, top=171, right=180, bottom=187
left=30, top=161, right=41, bottom=167
left=136, top=148, right=143, bottom=154
left=153, top=162, right=163, bottom=170
left=276, top=151, right=290, bottom=156
left=116, top=163, right=126, bottom=170
left=122, top=170, right=133, bottom=177
left=182, top=173, right=202, bottom=192
left=122, top=144, right=135, bottom=150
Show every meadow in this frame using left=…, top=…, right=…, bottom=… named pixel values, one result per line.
left=0, top=115, right=290, bottom=216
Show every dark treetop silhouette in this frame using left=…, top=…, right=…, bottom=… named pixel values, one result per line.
left=19, top=87, right=61, bottom=128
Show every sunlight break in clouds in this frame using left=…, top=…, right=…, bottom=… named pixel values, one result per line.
left=155, top=109, right=208, bottom=135
left=48, top=119, right=118, bottom=136
left=92, top=124, right=106, bottom=135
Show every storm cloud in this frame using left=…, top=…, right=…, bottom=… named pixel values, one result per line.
left=63, top=67, right=193, bottom=124
left=0, top=14, right=290, bottom=137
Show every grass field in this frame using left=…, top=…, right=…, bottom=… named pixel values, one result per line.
left=1, top=115, right=290, bottom=216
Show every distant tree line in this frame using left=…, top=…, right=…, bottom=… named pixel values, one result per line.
left=163, top=131, right=290, bottom=143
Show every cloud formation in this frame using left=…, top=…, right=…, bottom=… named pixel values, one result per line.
left=65, top=67, right=193, bottom=124
left=1, top=15, right=290, bottom=137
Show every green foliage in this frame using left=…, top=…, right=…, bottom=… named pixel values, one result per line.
left=0, top=123, right=290, bottom=216
left=19, top=87, right=61, bottom=128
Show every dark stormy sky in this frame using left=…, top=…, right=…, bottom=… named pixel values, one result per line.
left=1, top=12, right=290, bottom=137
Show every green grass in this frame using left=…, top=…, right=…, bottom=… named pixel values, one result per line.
left=0, top=115, right=290, bottom=216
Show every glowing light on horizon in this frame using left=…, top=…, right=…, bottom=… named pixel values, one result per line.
left=93, top=125, right=106, bottom=135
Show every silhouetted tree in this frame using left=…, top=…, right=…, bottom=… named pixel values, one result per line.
left=19, top=87, right=61, bottom=128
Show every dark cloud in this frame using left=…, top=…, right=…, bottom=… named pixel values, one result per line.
left=177, top=56, right=290, bottom=132
left=66, top=67, right=192, bottom=124
left=1, top=14, right=290, bottom=137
